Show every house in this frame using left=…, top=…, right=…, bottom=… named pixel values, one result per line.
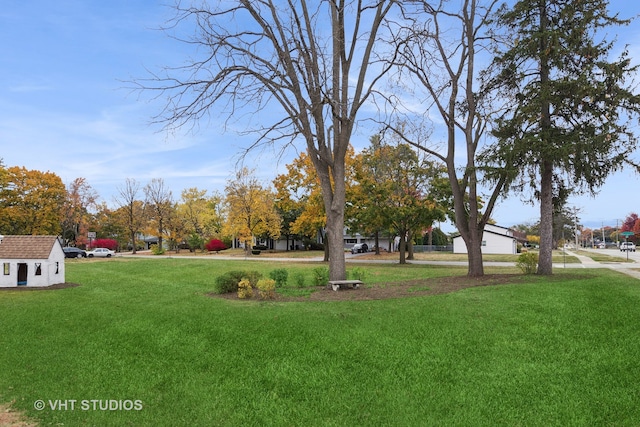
left=453, top=224, right=526, bottom=255
left=0, top=235, right=65, bottom=287
left=271, top=227, right=392, bottom=252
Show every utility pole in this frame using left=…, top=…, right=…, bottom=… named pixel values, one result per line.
left=572, top=207, right=580, bottom=249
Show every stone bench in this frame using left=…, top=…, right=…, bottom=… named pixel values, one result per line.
left=327, top=280, right=363, bottom=291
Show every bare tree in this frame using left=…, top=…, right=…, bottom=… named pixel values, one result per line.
left=144, top=178, right=173, bottom=251
left=389, top=0, right=503, bottom=277
left=61, top=177, right=98, bottom=247
left=114, top=178, right=146, bottom=254
left=136, top=0, right=399, bottom=281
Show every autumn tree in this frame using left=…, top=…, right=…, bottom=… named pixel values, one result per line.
left=487, top=0, right=640, bottom=274
left=274, top=151, right=327, bottom=256
left=275, top=147, right=358, bottom=260
left=621, top=212, right=640, bottom=242
left=60, top=177, right=98, bottom=247
left=390, top=0, right=505, bottom=276
left=178, top=187, right=224, bottom=251
left=351, top=140, right=446, bottom=264
left=89, top=202, right=125, bottom=248
left=144, top=178, right=173, bottom=250
left=0, top=166, right=66, bottom=235
left=273, top=170, right=305, bottom=253
left=224, top=168, right=281, bottom=254
left=138, top=0, right=400, bottom=281
left=347, top=135, right=389, bottom=255
left=114, top=178, right=146, bottom=253
left=164, top=201, right=186, bottom=252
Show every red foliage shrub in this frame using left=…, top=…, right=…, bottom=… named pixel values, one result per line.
left=91, top=238, right=118, bottom=250
left=206, top=239, right=228, bottom=252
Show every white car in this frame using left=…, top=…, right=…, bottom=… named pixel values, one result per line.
left=86, top=248, right=115, bottom=257
left=620, top=242, right=636, bottom=252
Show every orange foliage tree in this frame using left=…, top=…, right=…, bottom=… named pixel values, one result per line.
left=0, top=166, right=66, bottom=235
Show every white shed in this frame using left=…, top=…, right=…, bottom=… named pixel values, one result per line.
left=0, top=235, right=65, bottom=287
left=452, top=225, right=519, bottom=255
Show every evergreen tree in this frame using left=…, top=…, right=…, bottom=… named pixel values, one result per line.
left=486, top=0, right=640, bottom=274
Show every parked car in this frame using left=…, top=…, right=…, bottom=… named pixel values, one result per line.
left=620, top=242, right=636, bottom=252
left=63, top=247, right=86, bottom=258
left=86, top=248, right=115, bottom=258
left=351, top=243, right=368, bottom=254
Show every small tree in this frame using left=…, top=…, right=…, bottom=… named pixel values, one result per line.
left=144, top=178, right=173, bottom=251
left=114, top=178, right=146, bottom=254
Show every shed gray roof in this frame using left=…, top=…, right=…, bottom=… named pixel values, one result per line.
left=0, top=235, right=59, bottom=259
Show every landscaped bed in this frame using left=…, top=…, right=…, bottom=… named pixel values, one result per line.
left=1, top=258, right=639, bottom=426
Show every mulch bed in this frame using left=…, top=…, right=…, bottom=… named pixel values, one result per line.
left=209, top=274, right=543, bottom=302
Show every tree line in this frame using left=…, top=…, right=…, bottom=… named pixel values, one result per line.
left=0, top=137, right=451, bottom=259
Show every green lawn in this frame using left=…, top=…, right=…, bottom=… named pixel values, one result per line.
left=1, top=258, right=639, bottom=426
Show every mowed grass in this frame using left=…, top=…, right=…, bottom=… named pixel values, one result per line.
left=1, top=258, right=640, bottom=426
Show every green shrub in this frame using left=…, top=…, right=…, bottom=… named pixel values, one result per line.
left=214, top=270, right=263, bottom=294
left=293, top=272, right=306, bottom=288
left=187, top=233, right=204, bottom=252
left=214, top=270, right=246, bottom=294
left=256, top=279, right=276, bottom=300
left=516, top=252, right=538, bottom=275
left=313, top=267, right=329, bottom=286
left=237, top=278, right=253, bottom=299
left=244, top=271, right=263, bottom=286
left=150, top=244, right=165, bottom=255
left=269, top=268, right=288, bottom=288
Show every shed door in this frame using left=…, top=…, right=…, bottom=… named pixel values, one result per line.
left=17, top=263, right=27, bottom=286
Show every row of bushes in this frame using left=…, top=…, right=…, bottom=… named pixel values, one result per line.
left=214, top=267, right=368, bottom=295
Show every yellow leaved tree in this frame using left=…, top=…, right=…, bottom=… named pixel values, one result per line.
left=0, top=166, right=66, bottom=235
left=274, top=147, right=357, bottom=260
left=224, top=168, right=281, bottom=254
left=178, top=187, right=224, bottom=250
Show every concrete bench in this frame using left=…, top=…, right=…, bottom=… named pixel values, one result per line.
left=327, top=280, right=363, bottom=291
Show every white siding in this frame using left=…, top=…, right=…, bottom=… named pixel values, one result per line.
left=453, top=231, right=517, bottom=255
left=0, top=242, right=65, bottom=288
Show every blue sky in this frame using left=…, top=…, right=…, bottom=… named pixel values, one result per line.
left=1, top=0, right=639, bottom=233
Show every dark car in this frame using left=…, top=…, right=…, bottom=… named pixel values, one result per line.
left=63, top=247, right=86, bottom=258
left=351, top=243, right=369, bottom=254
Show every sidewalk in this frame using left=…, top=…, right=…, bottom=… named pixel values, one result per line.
left=562, top=250, right=640, bottom=280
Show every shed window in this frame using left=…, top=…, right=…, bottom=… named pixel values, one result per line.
left=3, top=263, right=9, bottom=275
left=55, top=262, right=59, bottom=274
left=35, top=263, right=42, bottom=276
